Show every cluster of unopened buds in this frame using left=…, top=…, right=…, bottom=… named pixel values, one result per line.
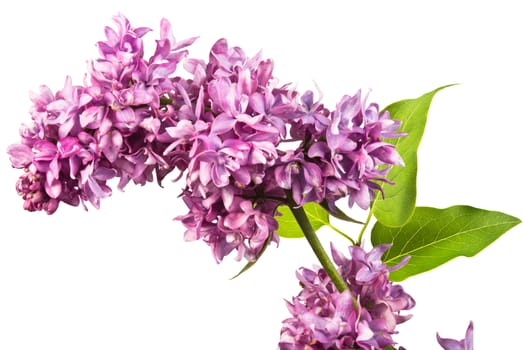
left=8, top=14, right=475, bottom=349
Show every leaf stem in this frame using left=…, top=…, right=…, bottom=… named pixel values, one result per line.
left=357, top=200, right=375, bottom=246
left=289, top=205, right=349, bottom=293
left=327, top=223, right=356, bottom=245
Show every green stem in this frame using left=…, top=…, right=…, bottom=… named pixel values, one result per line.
left=289, top=205, right=348, bottom=293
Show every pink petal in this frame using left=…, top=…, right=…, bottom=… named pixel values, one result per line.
left=7, top=144, right=33, bottom=168
left=224, top=213, right=249, bottom=229
left=100, top=130, right=123, bottom=163
left=45, top=178, right=62, bottom=199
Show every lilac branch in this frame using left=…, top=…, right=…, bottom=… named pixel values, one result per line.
left=289, top=205, right=349, bottom=293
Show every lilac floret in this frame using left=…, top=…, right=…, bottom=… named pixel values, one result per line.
left=437, top=322, right=474, bottom=350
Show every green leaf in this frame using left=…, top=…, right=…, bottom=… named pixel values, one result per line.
left=373, top=85, right=455, bottom=227
left=371, top=205, right=521, bottom=281
left=276, top=202, right=329, bottom=238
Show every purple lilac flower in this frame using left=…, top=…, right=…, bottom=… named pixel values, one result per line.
left=273, top=151, right=324, bottom=206
left=437, top=322, right=473, bottom=350
left=8, top=14, right=406, bottom=263
left=174, top=39, right=295, bottom=262
left=7, top=14, right=196, bottom=213
left=174, top=38, right=406, bottom=261
left=279, top=244, right=414, bottom=350
left=177, top=194, right=279, bottom=262
left=306, top=91, right=405, bottom=210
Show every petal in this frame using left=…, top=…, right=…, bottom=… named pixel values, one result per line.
left=274, top=165, right=292, bottom=189
left=87, top=175, right=111, bottom=199
left=93, top=166, right=117, bottom=181
left=465, top=322, right=474, bottom=350
left=100, top=130, right=123, bottom=163
left=232, top=167, right=251, bottom=185
left=69, top=157, right=81, bottom=178
left=58, top=137, right=81, bottom=157
left=221, top=186, right=234, bottom=210
left=436, top=334, right=463, bottom=350
left=7, top=144, right=33, bottom=168
left=149, top=61, right=178, bottom=81
left=132, top=88, right=154, bottom=105
left=115, top=107, right=135, bottom=126
left=338, top=91, right=362, bottom=125
left=212, top=163, right=230, bottom=187
left=303, top=162, right=322, bottom=187
left=249, top=93, right=266, bottom=115
left=224, top=212, right=249, bottom=229
left=45, top=178, right=62, bottom=199
left=198, top=161, right=212, bottom=186
left=367, top=244, right=392, bottom=263
left=291, top=181, right=304, bottom=206
left=308, top=142, right=329, bottom=158
left=349, top=182, right=370, bottom=209
left=46, top=99, right=69, bottom=114
left=159, top=18, right=175, bottom=44
left=256, top=59, right=273, bottom=86
left=356, top=320, right=375, bottom=342
left=78, top=93, right=93, bottom=107
left=49, top=157, right=60, bottom=179
left=29, top=85, right=54, bottom=107
left=210, top=114, right=236, bottom=135
left=388, top=255, right=410, bottom=272
left=330, top=243, right=349, bottom=267
left=58, top=118, right=75, bottom=139
left=238, top=68, right=256, bottom=95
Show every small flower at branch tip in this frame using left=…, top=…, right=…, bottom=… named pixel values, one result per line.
left=437, top=321, right=473, bottom=350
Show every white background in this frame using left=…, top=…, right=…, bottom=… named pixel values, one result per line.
left=0, top=1, right=521, bottom=349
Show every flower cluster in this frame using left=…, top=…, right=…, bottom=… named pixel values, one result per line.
left=7, top=14, right=405, bottom=263
left=7, top=15, right=196, bottom=213
left=279, top=244, right=415, bottom=349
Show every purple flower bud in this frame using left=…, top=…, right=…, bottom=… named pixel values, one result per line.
left=15, top=172, right=59, bottom=214
left=274, top=151, right=324, bottom=206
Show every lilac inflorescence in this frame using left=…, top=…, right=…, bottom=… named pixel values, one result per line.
left=7, top=14, right=405, bottom=262
left=7, top=15, right=195, bottom=213
left=279, top=244, right=415, bottom=350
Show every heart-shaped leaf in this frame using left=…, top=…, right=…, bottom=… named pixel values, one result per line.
left=276, top=202, right=329, bottom=238
left=373, top=85, right=455, bottom=227
left=371, top=205, right=521, bottom=281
